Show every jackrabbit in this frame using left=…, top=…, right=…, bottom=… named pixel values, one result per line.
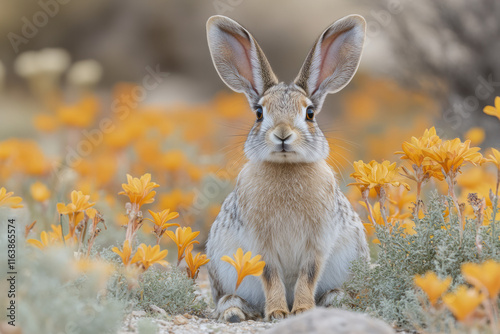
left=205, top=14, right=369, bottom=322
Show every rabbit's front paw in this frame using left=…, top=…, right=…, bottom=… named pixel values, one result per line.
left=291, top=304, right=315, bottom=315
left=266, top=309, right=289, bottom=320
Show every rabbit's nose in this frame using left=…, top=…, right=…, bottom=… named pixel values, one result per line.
left=271, top=130, right=296, bottom=145
left=274, top=133, right=291, bottom=142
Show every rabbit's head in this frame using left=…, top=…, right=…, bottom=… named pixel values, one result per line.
left=207, top=15, right=365, bottom=163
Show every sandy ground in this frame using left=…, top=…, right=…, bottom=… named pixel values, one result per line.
left=118, top=268, right=406, bottom=334
left=119, top=268, right=281, bottom=334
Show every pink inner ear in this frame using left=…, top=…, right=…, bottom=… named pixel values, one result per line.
left=220, top=28, right=255, bottom=90
left=316, top=30, right=348, bottom=91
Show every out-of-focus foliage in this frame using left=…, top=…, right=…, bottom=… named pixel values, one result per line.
left=371, top=0, right=500, bottom=143
left=0, top=239, right=124, bottom=334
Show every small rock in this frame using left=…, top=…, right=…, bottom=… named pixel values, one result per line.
left=150, top=304, right=167, bottom=317
left=263, top=308, right=395, bottom=334
left=156, top=320, right=170, bottom=326
left=173, top=315, right=189, bottom=325
left=131, top=310, right=147, bottom=317
left=183, top=313, right=192, bottom=319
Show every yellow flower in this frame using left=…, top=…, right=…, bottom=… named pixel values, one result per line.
left=57, top=190, right=95, bottom=214
left=442, top=286, right=485, bottom=321
left=86, top=207, right=97, bottom=219
left=47, top=224, right=68, bottom=242
left=213, top=91, right=249, bottom=119
left=221, top=248, right=266, bottom=290
left=166, top=227, right=200, bottom=264
left=387, top=188, right=416, bottom=214
left=483, top=96, right=500, bottom=121
left=348, top=160, right=410, bottom=194
left=185, top=244, right=210, bottom=279
left=414, top=272, right=452, bottom=306
left=112, top=240, right=133, bottom=266
left=26, top=225, right=67, bottom=249
left=146, top=208, right=180, bottom=242
left=422, top=138, right=482, bottom=177
left=0, top=139, right=48, bottom=177
left=33, top=113, right=59, bottom=132
left=0, top=187, right=23, bottom=208
left=56, top=94, right=99, bottom=128
left=26, top=231, right=51, bottom=249
left=187, top=163, right=203, bottom=182
left=484, top=148, right=500, bottom=169
left=457, top=167, right=495, bottom=191
left=146, top=209, right=179, bottom=230
left=396, top=127, right=442, bottom=166
left=119, top=173, right=159, bottom=210
left=160, top=150, right=187, bottom=172
left=158, top=189, right=195, bottom=211
left=56, top=190, right=95, bottom=237
left=461, top=260, right=500, bottom=299
left=103, top=119, right=143, bottom=149
left=400, top=163, right=444, bottom=183
left=130, top=243, right=168, bottom=270
left=30, top=181, right=51, bottom=202
left=464, top=127, right=485, bottom=146
left=134, top=138, right=162, bottom=165
left=92, top=154, right=117, bottom=186
left=359, top=201, right=411, bottom=228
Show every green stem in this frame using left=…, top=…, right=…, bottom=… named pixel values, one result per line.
left=416, top=180, right=422, bottom=220
left=82, top=219, right=88, bottom=245
left=379, top=187, right=390, bottom=228
left=492, top=196, right=498, bottom=255
left=59, top=214, right=66, bottom=246
left=446, top=172, right=463, bottom=242
left=496, top=168, right=500, bottom=198
left=362, top=189, right=376, bottom=227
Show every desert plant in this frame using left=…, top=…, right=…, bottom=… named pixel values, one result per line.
left=137, top=266, right=207, bottom=316
left=334, top=192, right=500, bottom=331
left=0, top=238, right=125, bottom=334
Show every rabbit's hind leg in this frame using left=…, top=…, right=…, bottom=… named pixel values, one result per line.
left=316, top=288, right=345, bottom=307
left=209, top=265, right=261, bottom=322
left=215, top=294, right=261, bottom=322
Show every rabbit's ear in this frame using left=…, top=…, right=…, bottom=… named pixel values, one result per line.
left=207, top=15, right=278, bottom=104
left=295, top=15, right=366, bottom=108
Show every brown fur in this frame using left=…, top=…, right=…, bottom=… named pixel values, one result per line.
left=262, top=265, right=289, bottom=320
left=236, top=161, right=336, bottom=319
left=290, top=256, right=320, bottom=315
left=237, top=161, right=336, bottom=252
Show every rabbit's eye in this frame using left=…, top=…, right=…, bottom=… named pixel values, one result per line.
left=306, top=107, right=315, bottom=121
left=255, top=106, right=263, bottom=121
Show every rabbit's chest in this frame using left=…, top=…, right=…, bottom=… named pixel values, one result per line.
left=236, top=161, right=337, bottom=253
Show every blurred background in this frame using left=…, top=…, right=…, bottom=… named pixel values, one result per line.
left=1, top=0, right=499, bottom=248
